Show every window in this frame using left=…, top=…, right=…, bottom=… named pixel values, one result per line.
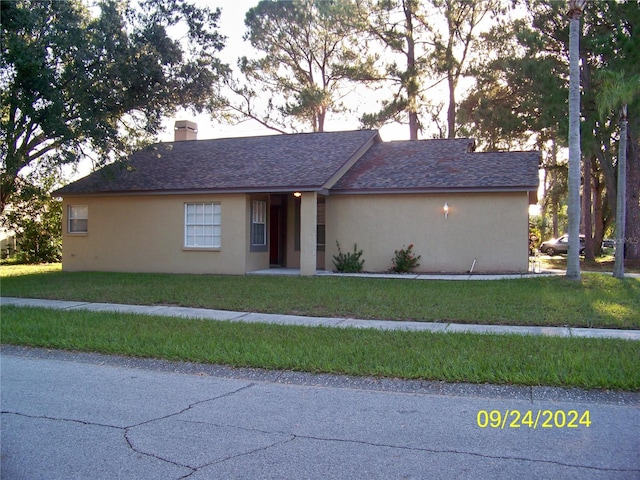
left=185, top=203, right=221, bottom=248
left=251, top=200, right=267, bottom=250
left=68, top=205, right=88, bottom=233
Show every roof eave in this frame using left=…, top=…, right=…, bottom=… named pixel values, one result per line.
left=328, top=186, right=539, bottom=195
left=53, top=186, right=332, bottom=198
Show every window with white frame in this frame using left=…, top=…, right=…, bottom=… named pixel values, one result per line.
left=251, top=200, right=267, bottom=248
left=68, top=205, right=88, bottom=233
left=184, top=202, right=221, bottom=248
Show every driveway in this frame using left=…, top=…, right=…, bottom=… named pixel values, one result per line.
left=2, top=346, right=639, bottom=479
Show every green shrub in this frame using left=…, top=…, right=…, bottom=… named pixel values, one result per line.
left=333, top=241, right=365, bottom=273
left=392, top=244, right=421, bottom=273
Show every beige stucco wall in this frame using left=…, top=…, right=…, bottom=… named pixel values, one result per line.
left=61, top=191, right=529, bottom=275
left=61, top=194, right=270, bottom=274
left=326, top=192, right=530, bottom=273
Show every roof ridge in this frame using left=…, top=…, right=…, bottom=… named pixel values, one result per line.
left=154, top=128, right=380, bottom=146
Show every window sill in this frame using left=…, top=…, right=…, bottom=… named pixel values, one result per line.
left=183, top=246, right=221, bottom=252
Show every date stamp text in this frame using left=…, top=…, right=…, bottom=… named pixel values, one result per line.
left=477, top=409, right=591, bottom=429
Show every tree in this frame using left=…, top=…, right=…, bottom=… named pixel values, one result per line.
left=460, top=1, right=640, bottom=265
left=357, top=0, right=427, bottom=140
left=566, top=0, right=585, bottom=280
left=2, top=172, right=62, bottom=263
left=426, top=0, right=502, bottom=138
left=597, top=71, right=640, bottom=278
left=542, top=137, right=568, bottom=241
left=0, top=0, right=228, bottom=214
left=457, top=7, right=568, bottom=242
left=458, top=13, right=567, bottom=150
left=598, top=2, right=640, bottom=264
left=357, top=0, right=504, bottom=140
left=232, top=0, right=365, bottom=133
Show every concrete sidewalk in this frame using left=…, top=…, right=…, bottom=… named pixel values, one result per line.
left=3, top=296, right=639, bottom=341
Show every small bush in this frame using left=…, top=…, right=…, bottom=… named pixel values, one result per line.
left=392, top=244, right=421, bottom=273
left=333, top=241, right=365, bottom=273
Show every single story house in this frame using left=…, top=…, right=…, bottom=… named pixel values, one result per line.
left=53, top=121, right=540, bottom=275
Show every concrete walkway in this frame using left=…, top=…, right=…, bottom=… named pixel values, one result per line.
left=250, top=268, right=640, bottom=280
left=250, top=268, right=566, bottom=280
left=2, top=297, right=639, bottom=341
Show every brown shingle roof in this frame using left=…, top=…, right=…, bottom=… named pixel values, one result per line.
left=53, top=132, right=539, bottom=196
left=331, top=139, right=540, bottom=193
left=54, top=130, right=380, bottom=195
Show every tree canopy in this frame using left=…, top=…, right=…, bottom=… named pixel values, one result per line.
left=460, top=0, right=640, bottom=261
left=229, top=0, right=367, bottom=133
left=2, top=0, right=639, bottom=264
left=0, top=0, right=228, bottom=213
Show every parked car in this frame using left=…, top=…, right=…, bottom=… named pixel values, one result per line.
left=539, top=234, right=585, bottom=256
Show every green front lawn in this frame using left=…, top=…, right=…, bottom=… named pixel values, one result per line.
left=1, top=264, right=639, bottom=329
left=2, top=305, right=638, bottom=390
left=2, top=264, right=638, bottom=390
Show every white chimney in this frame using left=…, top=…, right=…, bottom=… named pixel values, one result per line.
left=174, top=120, right=198, bottom=141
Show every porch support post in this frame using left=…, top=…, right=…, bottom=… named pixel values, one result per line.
left=300, top=192, right=317, bottom=276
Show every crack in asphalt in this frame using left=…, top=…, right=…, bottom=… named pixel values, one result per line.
left=2, top=383, right=259, bottom=480
left=176, top=435, right=298, bottom=479
left=179, top=418, right=640, bottom=475
left=2, top=410, right=195, bottom=478
left=1, top=411, right=122, bottom=431
left=126, top=382, right=256, bottom=430
left=282, top=434, right=640, bottom=474
left=3, top=349, right=639, bottom=478
left=6, top=408, right=638, bottom=475
left=5, top=394, right=640, bottom=478
left=122, top=383, right=257, bottom=475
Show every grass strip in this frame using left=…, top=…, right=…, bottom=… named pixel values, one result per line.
left=2, top=305, right=638, bottom=391
left=1, top=264, right=639, bottom=329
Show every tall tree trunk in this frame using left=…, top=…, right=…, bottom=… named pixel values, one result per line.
left=316, top=108, right=326, bottom=133
left=551, top=135, right=559, bottom=238
left=613, top=106, right=628, bottom=278
left=625, top=114, right=640, bottom=262
left=447, top=73, right=456, bottom=138
left=582, top=155, right=595, bottom=261
left=566, top=2, right=583, bottom=280
left=404, top=0, right=419, bottom=140
left=593, top=172, right=605, bottom=257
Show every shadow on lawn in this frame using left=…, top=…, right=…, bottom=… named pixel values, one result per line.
left=540, top=255, right=640, bottom=274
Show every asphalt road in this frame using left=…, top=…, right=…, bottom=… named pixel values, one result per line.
left=2, top=346, right=639, bottom=480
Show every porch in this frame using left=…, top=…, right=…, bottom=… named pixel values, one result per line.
left=257, top=192, right=325, bottom=276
